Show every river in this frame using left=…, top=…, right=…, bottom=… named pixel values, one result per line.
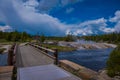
left=58, top=48, right=114, bottom=71
left=0, top=47, right=113, bottom=71
left=0, top=53, right=8, bottom=66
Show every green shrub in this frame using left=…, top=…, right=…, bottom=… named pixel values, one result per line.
left=0, top=48, right=6, bottom=54
left=107, top=45, right=120, bottom=77
left=40, top=34, right=45, bottom=42
left=65, top=35, right=76, bottom=42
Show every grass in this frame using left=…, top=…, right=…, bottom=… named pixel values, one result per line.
left=0, top=39, right=14, bottom=45
left=0, top=48, right=6, bottom=54
left=40, top=44, right=76, bottom=52
left=0, top=41, right=29, bottom=45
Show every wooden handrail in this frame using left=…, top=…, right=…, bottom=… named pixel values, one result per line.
left=8, top=43, right=18, bottom=66
left=29, top=43, right=55, bottom=53
left=28, top=43, right=59, bottom=65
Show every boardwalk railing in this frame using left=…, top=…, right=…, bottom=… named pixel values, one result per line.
left=8, top=43, right=18, bottom=66
left=7, top=43, right=18, bottom=80
left=28, top=43, right=58, bottom=65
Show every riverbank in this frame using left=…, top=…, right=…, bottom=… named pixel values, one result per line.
left=40, top=43, right=76, bottom=52
left=0, top=44, right=11, bottom=66
left=39, top=40, right=117, bottom=52
left=58, top=41, right=117, bottom=50
left=59, top=60, right=112, bottom=80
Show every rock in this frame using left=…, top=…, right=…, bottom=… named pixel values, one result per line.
left=59, top=60, right=98, bottom=80
left=103, top=43, right=117, bottom=48
left=59, top=60, right=113, bottom=80
left=58, top=41, right=117, bottom=50
left=98, top=70, right=112, bottom=80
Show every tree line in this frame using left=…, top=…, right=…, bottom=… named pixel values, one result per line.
left=0, top=31, right=31, bottom=42
left=0, top=30, right=77, bottom=42
left=82, top=33, right=120, bottom=44
left=45, top=34, right=76, bottom=42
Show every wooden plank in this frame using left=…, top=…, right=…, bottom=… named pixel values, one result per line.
left=0, top=66, right=13, bottom=80
left=16, top=45, right=54, bottom=67
left=18, top=64, right=81, bottom=80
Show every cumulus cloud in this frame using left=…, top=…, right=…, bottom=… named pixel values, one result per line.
left=114, top=21, right=120, bottom=33
left=66, top=7, right=74, bottom=14
left=66, top=18, right=113, bottom=35
left=61, top=0, right=83, bottom=6
left=101, top=27, right=115, bottom=33
left=37, top=0, right=59, bottom=13
left=23, top=0, right=82, bottom=13
left=0, top=0, right=85, bottom=36
left=0, top=25, right=12, bottom=32
left=24, top=0, right=39, bottom=7
left=109, top=10, right=120, bottom=22
left=79, top=18, right=107, bottom=29
left=0, top=0, right=117, bottom=36
left=109, top=10, right=120, bottom=33
left=0, top=0, right=69, bottom=36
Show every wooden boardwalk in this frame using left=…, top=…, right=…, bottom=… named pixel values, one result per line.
left=0, top=66, right=13, bottom=80
left=16, top=44, right=54, bottom=67
left=18, top=64, right=81, bottom=80
left=16, top=44, right=81, bottom=80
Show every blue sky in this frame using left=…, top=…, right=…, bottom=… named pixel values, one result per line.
left=0, top=0, right=120, bottom=36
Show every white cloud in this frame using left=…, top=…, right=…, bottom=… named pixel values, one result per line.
left=66, top=18, right=115, bottom=35
left=66, top=7, right=74, bottom=14
left=0, top=25, right=12, bottom=32
left=23, top=0, right=82, bottom=13
left=61, top=0, right=83, bottom=6
left=79, top=18, right=107, bottom=27
left=109, top=10, right=120, bottom=22
left=114, top=21, right=120, bottom=33
left=73, top=29, right=93, bottom=36
left=38, top=0, right=59, bottom=13
left=109, top=10, right=120, bottom=33
left=24, top=0, right=39, bottom=7
left=101, top=27, right=115, bottom=33
left=0, top=0, right=86, bottom=36
left=0, top=0, right=117, bottom=36
left=0, top=0, right=68, bottom=35
left=66, top=29, right=72, bottom=35
left=23, top=0, right=39, bottom=12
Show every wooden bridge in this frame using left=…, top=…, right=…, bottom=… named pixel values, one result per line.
left=7, top=43, right=81, bottom=80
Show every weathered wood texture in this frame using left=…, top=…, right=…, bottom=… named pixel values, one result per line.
left=16, top=45, right=54, bottom=67
left=0, top=66, right=13, bottom=80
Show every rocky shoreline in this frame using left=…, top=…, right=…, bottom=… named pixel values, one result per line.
left=58, top=41, right=117, bottom=50
left=59, top=60, right=113, bottom=80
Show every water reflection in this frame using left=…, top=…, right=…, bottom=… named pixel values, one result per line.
left=59, top=48, right=114, bottom=71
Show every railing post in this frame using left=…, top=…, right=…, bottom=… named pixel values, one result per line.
left=45, top=47, right=48, bottom=53
left=13, top=44, right=17, bottom=65
left=54, top=49, right=58, bottom=65
left=8, top=49, right=13, bottom=65
left=8, top=43, right=17, bottom=66
left=12, top=66, right=17, bottom=80
left=38, top=44, right=41, bottom=50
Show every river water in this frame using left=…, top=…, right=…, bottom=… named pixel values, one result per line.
left=0, top=47, right=113, bottom=71
left=0, top=53, right=8, bottom=66
left=58, top=48, right=114, bottom=71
